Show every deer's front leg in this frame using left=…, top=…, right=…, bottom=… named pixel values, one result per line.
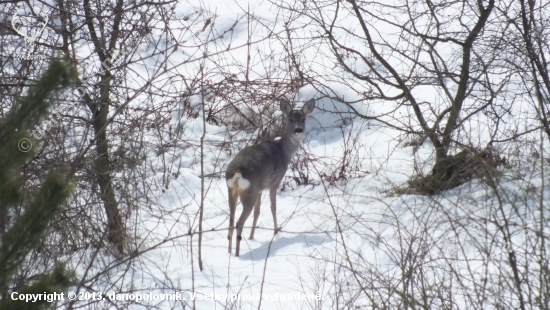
left=269, top=187, right=278, bottom=235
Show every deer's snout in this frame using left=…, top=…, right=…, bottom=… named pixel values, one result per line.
left=294, top=128, right=304, bottom=133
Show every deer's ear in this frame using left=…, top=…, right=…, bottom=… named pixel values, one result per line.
left=279, top=99, right=292, bottom=116
left=301, top=99, right=315, bottom=115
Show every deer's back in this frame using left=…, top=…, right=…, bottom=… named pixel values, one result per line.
left=226, top=140, right=289, bottom=190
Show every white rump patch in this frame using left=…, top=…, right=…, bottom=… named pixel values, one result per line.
left=227, top=172, right=251, bottom=190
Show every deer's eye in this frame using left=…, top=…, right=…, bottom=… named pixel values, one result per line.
left=290, top=119, right=294, bottom=122
left=302, top=118, right=305, bottom=122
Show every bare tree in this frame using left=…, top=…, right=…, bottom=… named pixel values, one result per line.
left=52, top=0, right=198, bottom=253
left=268, top=0, right=550, bottom=309
left=273, top=0, right=517, bottom=193
left=499, top=0, right=550, bottom=142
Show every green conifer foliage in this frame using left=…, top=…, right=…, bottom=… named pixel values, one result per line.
left=0, top=59, right=78, bottom=310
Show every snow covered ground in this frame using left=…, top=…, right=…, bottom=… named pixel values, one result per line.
left=63, top=0, right=550, bottom=309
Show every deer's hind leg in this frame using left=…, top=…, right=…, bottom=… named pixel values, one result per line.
left=227, top=187, right=239, bottom=254
left=235, top=190, right=258, bottom=257
left=249, top=193, right=262, bottom=240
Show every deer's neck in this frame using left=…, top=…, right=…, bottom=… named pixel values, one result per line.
left=280, top=134, right=302, bottom=161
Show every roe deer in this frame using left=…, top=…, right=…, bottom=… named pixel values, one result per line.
left=226, top=98, right=315, bottom=256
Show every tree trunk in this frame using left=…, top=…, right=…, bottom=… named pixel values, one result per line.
left=432, top=146, right=450, bottom=182
left=81, top=0, right=126, bottom=255
left=91, top=83, right=124, bottom=254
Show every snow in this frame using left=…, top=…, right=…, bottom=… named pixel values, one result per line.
left=61, top=0, right=550, bottom=309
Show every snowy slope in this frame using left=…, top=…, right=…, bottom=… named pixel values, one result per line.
left=64, top=0, right=550, bottom=309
